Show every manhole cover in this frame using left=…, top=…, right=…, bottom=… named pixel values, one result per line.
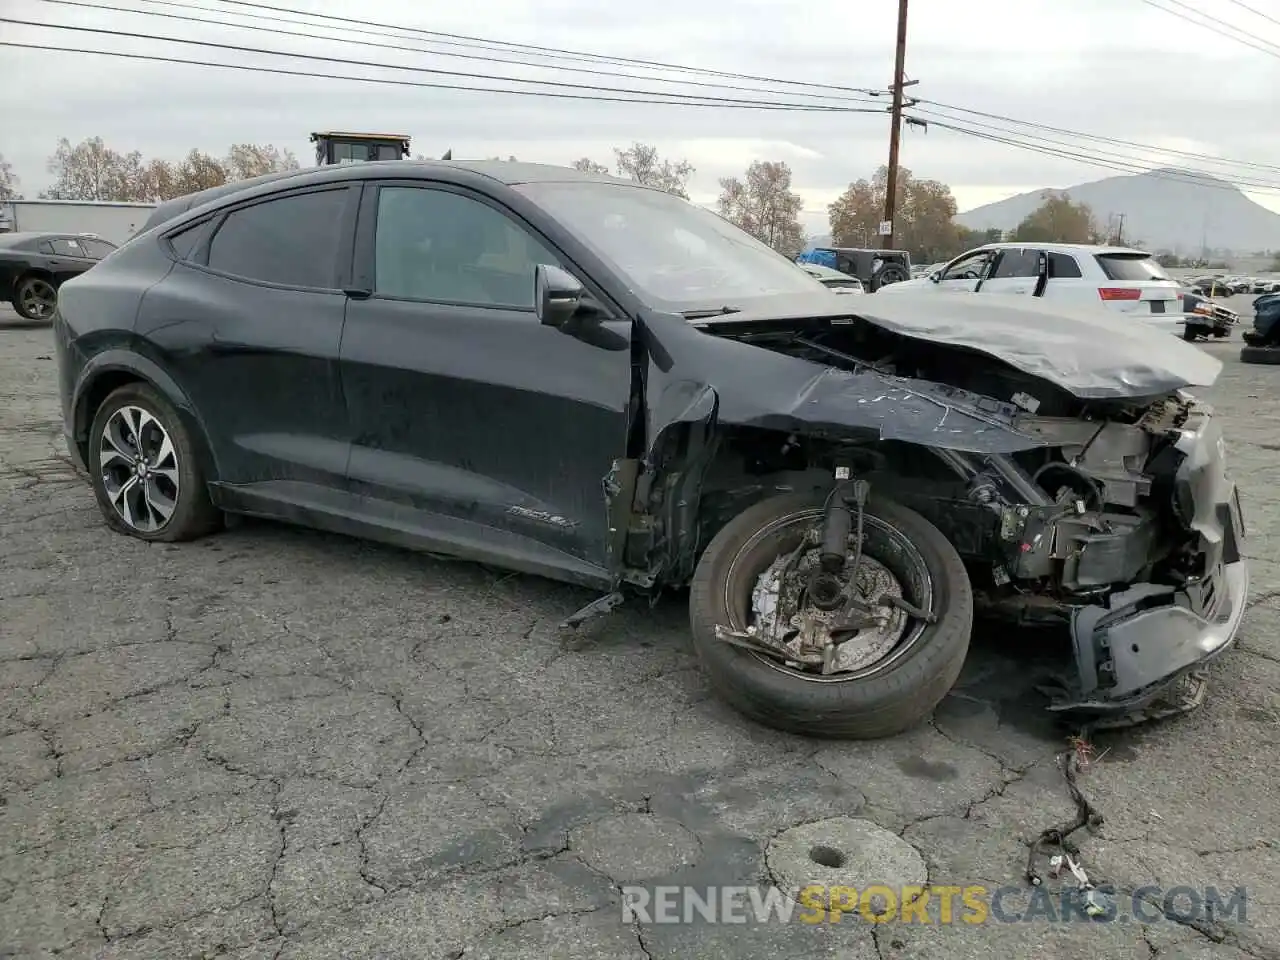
left=766, top=816, right=927, bottom=919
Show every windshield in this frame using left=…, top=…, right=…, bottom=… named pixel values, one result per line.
left=513, top=180, right=826, bottom=311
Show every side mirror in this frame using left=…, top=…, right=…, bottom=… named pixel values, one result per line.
left=929, top=272, right=941, bottom=283
left=535, top=263, right=584, bottom=328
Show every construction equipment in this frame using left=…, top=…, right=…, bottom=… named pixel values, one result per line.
left=310, top=131, right=411, bottom=166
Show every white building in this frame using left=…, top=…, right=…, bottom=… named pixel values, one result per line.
left=0, top=199, right=157, bottom=246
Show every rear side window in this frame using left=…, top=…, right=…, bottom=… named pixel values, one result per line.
left=167, top=219, right=215, bottom=261
left=992, top=249, right=1039, bottom=278
left=1095, top=253, right=1170, bottom=281
left=50, top=238, right=89, bottom=257
left=82, top=239, right=117, bottom=259
left=207, top=189, right=347, bottom=288
left=1048, top=252, right=1082, bottom=278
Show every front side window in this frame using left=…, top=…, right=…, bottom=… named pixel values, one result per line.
left=940, top=249, right=993, bottom=281
left=206, top=189, right=347, bottom=288
left=374, top=186, right=562, bottom=308
left=513, top=180, right=824, bottom=312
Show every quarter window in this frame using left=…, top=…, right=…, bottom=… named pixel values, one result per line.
left=206, top=189, right=347, bottom=288
left=374, top=186, right=562, bottom=308
left=167, top=219, right=215, bottom=261
left=1048, top=253, right=1082, bottom=278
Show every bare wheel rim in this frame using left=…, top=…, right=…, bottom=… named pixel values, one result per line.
left=99, top=404, right=180, bottom=532
left=19, top=279, right=57, bottom=319
left=721, top=507, right=935, bottom=684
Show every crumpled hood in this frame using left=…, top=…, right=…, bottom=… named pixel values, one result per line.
left=695, top=291, right=1222, bottom=400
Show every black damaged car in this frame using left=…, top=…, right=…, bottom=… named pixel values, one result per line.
left=52, top=161, right=1250, bottom=739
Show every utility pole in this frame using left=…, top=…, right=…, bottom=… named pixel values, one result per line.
left=1114, top=213, right=1125, bottom=245
left=881, top=0, right=911, bottom=251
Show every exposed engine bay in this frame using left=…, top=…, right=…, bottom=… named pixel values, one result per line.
left=694, top=312, right=1247, bottom=722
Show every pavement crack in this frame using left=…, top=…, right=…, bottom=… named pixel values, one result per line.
left=355, top=791, right=391, bottom=894
left=267, top=780, right=289, bottom=940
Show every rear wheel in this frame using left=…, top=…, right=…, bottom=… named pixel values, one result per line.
left=13, top=275, right=58, bottom=321
left=87, top=383, right=222, bottom=542
left=689, top=489, right=973, bottom=739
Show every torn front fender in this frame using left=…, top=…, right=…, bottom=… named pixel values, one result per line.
left=636, top=308, right=1048, bottom=457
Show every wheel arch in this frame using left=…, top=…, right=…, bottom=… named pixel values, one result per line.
left=73, top=351, right=220, bottom=482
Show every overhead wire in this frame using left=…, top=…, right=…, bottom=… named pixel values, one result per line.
left=193, top=0, right=890, bottom=97
left=0, top=39, right=891, bottom=112
left=1132, top=0, right=1280, bottom=59
left=0, top=18, right=888, bottom=111
left=907, top=108, right=1280, bottom=191
left=913, top=99, right=1280, bottom=176
left=1221, top=0, right=1280, bottom=29
left=28, top=0, right=891, bottom=109
left=911, top=116, right=1280, bottom=195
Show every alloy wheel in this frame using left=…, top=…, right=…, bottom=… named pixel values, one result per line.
left=18, top=279, right=57, bottom=319
left=99, top=405, right=181, bottom=532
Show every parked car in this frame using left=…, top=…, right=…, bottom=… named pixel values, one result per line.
left=1252, top=278, right=1280, bottom=294
left=53, top=160, right=1247, bottom=738
left=1188, top=276, right=1234, bottom=298
left=799, top=262, right=864, bottom=293
left=1177, top=288, right=1238, bottom=341
left=0, top=231, right=117, bottom=320
left=1242, top=292, right=1280, bottom=363
left=877, top=242, right=1188, bottom=334
left=795, top=247, right=912, bottom=291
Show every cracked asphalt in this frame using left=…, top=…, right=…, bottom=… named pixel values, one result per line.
left=2, top=305, right=1279, bottom=960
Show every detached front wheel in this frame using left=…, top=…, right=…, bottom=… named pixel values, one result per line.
left=689, top=489, right=973, bottom=739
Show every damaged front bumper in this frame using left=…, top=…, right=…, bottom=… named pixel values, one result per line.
left=1053, top=415, right=1249, bottom=723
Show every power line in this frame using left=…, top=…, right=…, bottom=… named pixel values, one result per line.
left=30, top=0, right=889, bottom=109
left=908, top=107, right=1280, bottom=191
left=198, top=0, right=889, bottom=98
left=0, top=40, right=892, bottom=114
left=1133, top=0, right=1280, bottom=59
left=915, top=116, right=1280, bottom=195
left=1222, top=0, right=1280, bottom=29
left=0, top=18, right=883, bottom=111
left=915, top=99, right=1280, bottom=176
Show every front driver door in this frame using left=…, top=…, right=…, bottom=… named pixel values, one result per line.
left=978, top=248, right=1042, bottom=296
left=932, top=248, right=996, bottom=292
left=339, top=180, right=633, bottom=576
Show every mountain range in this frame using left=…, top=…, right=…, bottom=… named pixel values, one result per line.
left=954, top=168, right=1280, bottom=254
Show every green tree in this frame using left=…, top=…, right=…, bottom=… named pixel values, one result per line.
left=716, top=160, right=805, bottom=255
left=1011, top=192, right=1099, bottom=244
left=571, top=157, right=609, bottom=174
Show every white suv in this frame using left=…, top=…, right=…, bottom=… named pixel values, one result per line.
left=876, top=242, right=1186, bottom=333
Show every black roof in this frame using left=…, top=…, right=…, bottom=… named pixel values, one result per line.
left=139, top=160, right=627, bottom=234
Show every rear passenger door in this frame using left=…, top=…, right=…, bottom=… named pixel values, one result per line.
left=136, top=184, right=361, bottom=489
left=980, top=248, right=1041, bottom=296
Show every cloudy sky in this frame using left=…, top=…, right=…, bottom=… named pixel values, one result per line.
left=3, top=0, right=1280, bottom=236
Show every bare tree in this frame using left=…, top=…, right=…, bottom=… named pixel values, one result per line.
left=571, top=157, right=609, bottom=175
left=716, top=160, right=805, bottom=255
left=224, top=143, right=300, bottom=180
left=612, top=142, right=694, bottom=198
left=42, top=137, right=145, bottom=201
left=0, top=154, right=20, bottom=201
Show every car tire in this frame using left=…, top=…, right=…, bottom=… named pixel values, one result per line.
left=1240, top=345, right=1280, bottom=365
left=873, top=263, right=911, bottom=289
left=87, top=382, right=222, bottom=542
left=688, top=488, right=973, bottom=740
left=12, top=274, right=59, bottom=321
